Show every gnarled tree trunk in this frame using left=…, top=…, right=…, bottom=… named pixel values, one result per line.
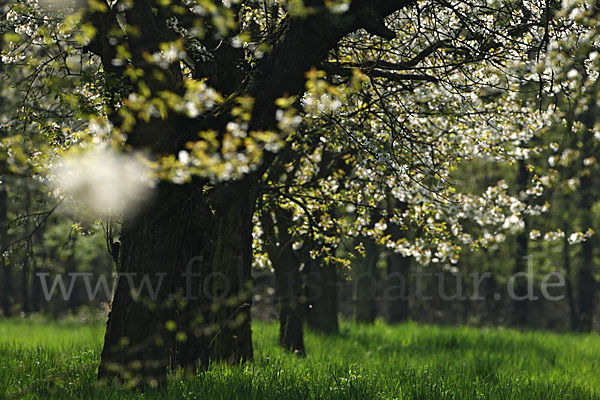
left=98, top=178, right=256, bottom=384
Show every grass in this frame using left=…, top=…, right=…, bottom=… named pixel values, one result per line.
left=0, top=317, right=599, bottom=399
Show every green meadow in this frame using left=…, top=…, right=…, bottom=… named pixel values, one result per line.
left=0, top=318, right=598, bottom=399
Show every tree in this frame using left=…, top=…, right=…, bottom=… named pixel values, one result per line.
left=353, top=237, right=378, bottom=323
left=522, top=1, right=600, bottom=331
left=385, top=218, right=410, bottom=323
left=260, top=201, right=306, bottom=354
left=511, top=159, right=531, bottom=326
left=0, top=176, right=8, bottom=316
left=305, top=253, right=340, bottom=334
left=86, top=0, right=414, bottom=385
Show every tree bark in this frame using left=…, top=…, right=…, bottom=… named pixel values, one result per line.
left=204, top=179, right=256, bottom=363
left=98, top=178, right=256, bottom=384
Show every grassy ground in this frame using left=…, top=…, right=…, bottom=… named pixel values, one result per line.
left=0, top=317, right=598, bottom=399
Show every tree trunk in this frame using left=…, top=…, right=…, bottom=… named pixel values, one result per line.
left=0, top=183, right=10, bottom=317
left=30, top=226, right=46, bottom=313
left=511, top=160, right=529, bottom=327
left=261, top=206, right=305, bottom=354
left=384, top=214, right=410, bottom=324
left=205, top=179, right=256, bottom=363
left=20, top=188, right=31, bottom=314
left=354, top=238, right=378, bottom=323
left=576, top=243, right=595, bottom=332
left=576, top=180, right=595, bottom=332
left=98, top=178, right=256, bottom=385
left=573, top=74, right=598, bottom=332
left=21, top=252, right=30, bottom=314
left=563, top=230, right=578, bottom=330
left=305, top=256, right=339, bottom=334
left=385, top=252, right=410, bottom=323
left=65, top=234, right=80, bottom=313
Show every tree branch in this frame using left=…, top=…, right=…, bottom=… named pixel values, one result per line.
left=358, top=12, right=396, bottom=40
left=324, top=62, right=439, bottom=82
left=332, top=39, right=453, bottom=71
